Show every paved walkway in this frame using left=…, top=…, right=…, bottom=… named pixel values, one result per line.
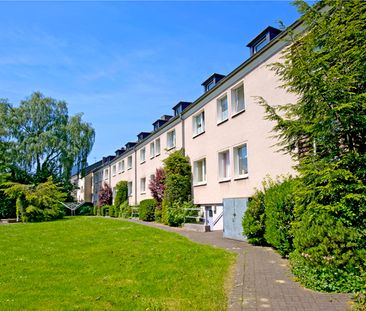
left=127, top=219, right=351, bottom=311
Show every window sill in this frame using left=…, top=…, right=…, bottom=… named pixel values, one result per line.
left=192, top=131, right=205, bottom=138
left=166, top=146, right=176, bottom=151
left=155, top=153, right=160, bottom=157
left=127, top=167, right=132, bottom=170
left=231, top=109, right=246, bottom=119
left=218, top=178, right=231, bottom=183
left=193, top=181, right=207, bottom=187
left=140, top=192, right=146, bottom=195
left=192, top=130, right=205, bottom=139
left=217, top=118, right=228, bottom=126
left=140, top=160, right=146, bottom=164
left=234, top=174, right=249, bottom=181
left=150, top=156, right=155, bottom=159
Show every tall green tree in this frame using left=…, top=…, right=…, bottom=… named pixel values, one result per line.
left=261, top=0, right=366, bottom=164
left=0, top=92, right=95, bottom=184
left=259, top=0, right=366, bottom=292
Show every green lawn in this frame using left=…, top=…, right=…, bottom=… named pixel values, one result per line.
left=0, top=217, right=235, bottom=310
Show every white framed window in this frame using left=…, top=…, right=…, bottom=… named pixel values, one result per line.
left=127, top=181, right=133, bottom=196
left=140, top=147, right=146, bottom=163
left=193, top=158, right=207, bottom=185
left=118, top=161, right=122, bottom=174
left=112, top=165, right=116, bottom=176
left=231, top=84, right=245, bottom=115
left=121, top=160, right=125, bottom=172
left=234, top=144, right=248, bottom=178
left=104, top=169, right=109, bottom=180
left=218, top=150, right=230, bottom=181
left=127, top=156, right=132, bottom=169
left=217, top=95, right=228, bottom=124
left=155, top=138, right=161, bottom=156
left=150, top=174, right=155, bottom=182
left=167, top=130, right=176, bottom=149
left=150, top=142, right=155, bottom=158
left=193, top=111, right=205, bottom=137
left=140, top=177, right=146, bottom=194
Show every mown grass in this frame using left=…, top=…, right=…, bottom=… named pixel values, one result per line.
left=0, top=217, right=235, bottom=310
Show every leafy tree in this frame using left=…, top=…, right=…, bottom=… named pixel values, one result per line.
left=114, top=180, right=128, bottom=208
left=259, top=0, right=366, bottom=292
left=3, top=177, right=67, bottom=222
left=261, top=0, right=366, bottom=163
left=0, top=92, right=95, bottom=184
left=162, top=150, right=192, bottom=226
left=148, top=168, right=165, bottom=205
left=98, top=182, right=113, bottom=206
left=163, top=151, right=192, bottom=205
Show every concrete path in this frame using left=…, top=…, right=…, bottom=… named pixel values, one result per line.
left=126, top=219, right=351, bottom=311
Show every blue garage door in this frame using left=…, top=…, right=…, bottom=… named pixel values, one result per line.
left=223, top=198, right=248, bottom=241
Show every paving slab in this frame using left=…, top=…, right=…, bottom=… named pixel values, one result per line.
left=125, top=218, right=351, bottom=311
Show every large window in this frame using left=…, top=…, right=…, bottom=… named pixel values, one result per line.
left=218, top=150, right=230, bottom=181
left=167, top=130, right=176, bottom=149
left=127, top=156, right=132, bottom=169
left=155, top=138, right=161, bottom=156
left=193, top=111, right=205, bottom=137
left=217, top=95, right=228, bottom=124
left=112, top=165, right=116, bottom=176
left=127, top=181, right=133, bottom=196
left=140, top=177, right=146, bottom=194
left=193, top=158, right=206, bottom=185
left=118, top=161, right=122, bottom=173
left=140, top=147, right=146, bottom=163
left=104, top=169, right=109, bottom=180
left=231, top=84, right=245, bottom=115
left=234, top=144, right=248, bottom=178
left=150, top=142, right=155, bottom=158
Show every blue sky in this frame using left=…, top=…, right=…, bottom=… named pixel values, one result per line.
left=0, top=1, right=301, bottom=164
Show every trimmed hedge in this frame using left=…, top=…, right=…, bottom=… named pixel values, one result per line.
left=242, top=189, right=266, bottom=245
left=263, top=178, right=297, bottom=257
left=138, top=199, right=156, bottom=221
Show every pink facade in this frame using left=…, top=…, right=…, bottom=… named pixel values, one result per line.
left=73, top=24, right=299, bottom=220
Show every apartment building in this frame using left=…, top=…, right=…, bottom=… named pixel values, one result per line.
left=72, top=23, right=300, bottom=239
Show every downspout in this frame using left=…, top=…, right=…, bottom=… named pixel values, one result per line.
left=180, top=114, right=185, bottom=155
left=181, top=113, right=194, bottom=204
left=134, top=147, right=138, bottom=206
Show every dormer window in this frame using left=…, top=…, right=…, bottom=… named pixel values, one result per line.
left=254, top=36, right=268, bottom=53
left=247, top=26, right=281, bottom=57
left=201, top=73, right=225, bottom=93
left=172, top=102, right=192, bottom=117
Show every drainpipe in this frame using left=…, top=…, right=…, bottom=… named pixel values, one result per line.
left=180, top=114, right=185, bottom=155
left=181, top=113, right=194, bottom=204
left=134, top=147, right=138, bottom=206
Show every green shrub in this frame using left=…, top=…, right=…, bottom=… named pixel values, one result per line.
left=242, top=189, right=266, bottom=245
left=0, top=190, right=15, bottom=218
left=167, top=201, right=186, bottom=227
left=264, top=177, right=297, bottom=257
left=3, top=177, right=66, bottom=222
left=109, top=205, right=116, bottom=217
left=77, top=203, right=93, bottom=216
left=154, top=205, right=162, bottom=223
left=138, top=199, right=156, bottom=221
left=119, top=201, right=131, bottom=218
left=100, top=205, right=113, bottom=217
left=161, top=197, right=169, bottom=224
left=291, top=162, right=366, bottom=292
left=114, top=181, right=128, bottom=208
left=163, top=151, right=191, bottom=205
left=352, top=287, right=366, bottom=311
